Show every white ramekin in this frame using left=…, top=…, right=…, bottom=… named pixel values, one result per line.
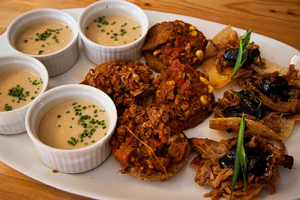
left=0, top=54, right=49, bottom=134
left=6, top=8, right=79, bottom=77
left=25, top=84, right=117, bottom=173
left=78, top=0, right=149, bottom=65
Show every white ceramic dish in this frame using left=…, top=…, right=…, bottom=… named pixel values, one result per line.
left=0, top=8, right=300, bottom=200
left=25, top=84, right=117, bottom=173
left=78, top=0, right=149, bottom=65
left=0, top=54, right=48, bottom=135
left=6, top=8, right=79, bottom=77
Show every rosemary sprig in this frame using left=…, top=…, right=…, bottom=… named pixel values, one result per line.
left=231, top=29, right=252, bottom=80
left=230, top=113, right=247, bottom=199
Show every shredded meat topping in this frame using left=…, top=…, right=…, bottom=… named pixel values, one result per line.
left=213, top=65, right=300, bottom=133
left=110, top=104, right=190, bottom=181
left=80, top=60, right=155, bottom=115
left=190, top=136, right=294, bottom=200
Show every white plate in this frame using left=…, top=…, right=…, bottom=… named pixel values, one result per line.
left=1, top=8, right=300, bottom=200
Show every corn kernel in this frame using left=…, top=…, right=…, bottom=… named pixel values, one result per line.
left=189, top=30, right=198, bottom=37
left=196, top=50, right=204, bottom=61
left=189, top=26, right=197, bottom=31
left=167, top=80, right=175, bottom=86
left=200, top=95, right=208, bottom=105
left=128, top=67, right=134, bottom=72
left=156, top=90, right=162, bottom=97
left=208, top=85, right=214, bottom=93
left=186, top=80, right=191, bottom=83
left=200, top=76, right=209, bottom=85
left=150, top=74, right=154, bottom=79
left=178, top=21, right=185, bottom=26
left=153, top=49, right=161, bottom=56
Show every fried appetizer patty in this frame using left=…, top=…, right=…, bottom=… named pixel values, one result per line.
left=210, top=65, right=300, bottom=140
left=80, top=60, right=155, bottom=115
left=142, top=20, right=207, bottom=72
left=152, top=60, right=215, bottom=129
left=190, top=136, right=294, bottom=200
left=110, top=104, right=191, bottom=181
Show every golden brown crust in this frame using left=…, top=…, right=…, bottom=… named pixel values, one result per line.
left=209, top=117, right=295, bottom=140
left=204, top=25, right=238, bottom=59
left=202, top=57, right=253, bottom=89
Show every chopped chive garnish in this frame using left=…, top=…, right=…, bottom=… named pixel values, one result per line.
left=231, top=29, right=252, bottom=79
left=230, top=113, right=247, bottom=199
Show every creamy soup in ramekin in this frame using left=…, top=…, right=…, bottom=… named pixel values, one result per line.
left=38, top=99, right=109, bottom=150
left=0, top=69, right=43, bottom=111
left=85, top=14, right=142, bottom=46
left=15, top=21, right=73, bottom=55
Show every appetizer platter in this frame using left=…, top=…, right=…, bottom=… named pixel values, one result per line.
left=1, top=7, right=300, bottom=200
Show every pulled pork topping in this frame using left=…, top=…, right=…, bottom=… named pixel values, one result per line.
left=213, top=65, right=300, bottom=133
left=238, top=65, right=300, bottom=114
left=190, top=136, right=293, bottom=200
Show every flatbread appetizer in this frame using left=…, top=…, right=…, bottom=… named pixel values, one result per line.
left=202, top=25, right=265, bottom=89
left=210, top=64, right=300, bottom=140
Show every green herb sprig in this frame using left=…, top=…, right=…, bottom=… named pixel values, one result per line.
left=244, top=88, right=261, bottom=111
left=230, top=113, right=247, bottom=200
left=231, top=29, right=252, bottom=80
left=229, top=89, right=250, bottom=101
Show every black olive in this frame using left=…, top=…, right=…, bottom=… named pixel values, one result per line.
left=269, top=76, right=288, bottom=92
left=260, top=77, right=272, bottom=93
left=244, top=48, right=260, bottom=65
left=220, top=145, right=271, bottom=176
left=223, top=48, right=260, bottom=66
left=260, top=76, right=291, bottom=101
left=223, top=48, right=238, bottom=62
left=220, top=151, right=236, bottom=169
left=246, top=147, right=271, bottom=176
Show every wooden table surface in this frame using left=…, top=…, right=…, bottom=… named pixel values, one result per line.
left=0, top=0, right=299, bottom=199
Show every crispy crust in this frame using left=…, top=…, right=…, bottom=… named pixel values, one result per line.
left=204, top=25, right=238, bottom=59
left=209, top=117, right=295, bottom=140
left=202, top=57, right=253, bottom=89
